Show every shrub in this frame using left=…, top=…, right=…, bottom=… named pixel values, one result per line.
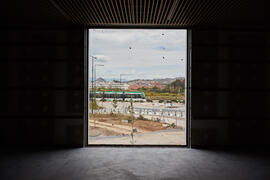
left=137, top=115, right=145, bottom=120
left=100, top=98, right=106, bottom=102
left=137, top=115, right=151, bottom=121
left=89, top=99, right=100, bottom=110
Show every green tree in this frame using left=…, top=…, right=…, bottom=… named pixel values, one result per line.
left=112, top=93, right=118, bottom=113
left=90, top=98, right=99, bottom=110
left=165, top=79, right=185, bottom=93
left=101, top=91, right=106, bottom=102
left=128, top=97, right=135, bottom=144
left=89, top=98, right=99, bottom=127
left=151, top=86, right=159, bottom=92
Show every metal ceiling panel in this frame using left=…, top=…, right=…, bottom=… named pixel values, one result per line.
left=50, top=0, right=242, bottom=27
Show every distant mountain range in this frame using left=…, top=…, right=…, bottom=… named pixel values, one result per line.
left=153, top=77, right=185, bottom=85
left=96, top=77, right=106, bottom=82
left=95, top=77, right=185, bottom=85
left=128, top=77, right=185, bottom=85
left=94, top=77, right=123, bottom=82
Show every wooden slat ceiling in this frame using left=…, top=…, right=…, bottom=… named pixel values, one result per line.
left=50, top=0, right=242, bottom=27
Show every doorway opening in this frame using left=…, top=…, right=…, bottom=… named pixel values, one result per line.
left=87, top=29, right=188, bottom=145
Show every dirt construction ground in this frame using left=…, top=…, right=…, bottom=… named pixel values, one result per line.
left=88, top=114, right=186, bottom=145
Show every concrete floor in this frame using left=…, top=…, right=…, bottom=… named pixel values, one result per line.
left=1, top=148, right=270, bottom=180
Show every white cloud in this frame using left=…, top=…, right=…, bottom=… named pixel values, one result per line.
left=89, top=29, right=186, bottom=80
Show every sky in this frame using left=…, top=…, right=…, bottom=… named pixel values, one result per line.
left=89, top=29, right=186, bottom=81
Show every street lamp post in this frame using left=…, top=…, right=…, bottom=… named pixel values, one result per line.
left=90, top=56, right=97, bottom=115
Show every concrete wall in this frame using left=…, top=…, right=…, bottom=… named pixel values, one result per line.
left=0, top=27, right=84, bottom=146
left=1, top=26, right=270, bottom=147
left=191, top=28, right=270, bottom=147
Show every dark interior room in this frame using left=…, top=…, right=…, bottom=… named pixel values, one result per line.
left=1, top=0, right=270, bottom=179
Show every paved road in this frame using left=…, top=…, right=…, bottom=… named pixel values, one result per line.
left=89, top=128, right=186, bottom=145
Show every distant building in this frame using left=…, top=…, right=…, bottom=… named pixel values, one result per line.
left=89, top=81, right=129, bottom=90
left=128, top=80, right=162, bottom=90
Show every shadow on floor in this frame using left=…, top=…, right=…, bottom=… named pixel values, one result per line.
left=1, top=147, right=270, bottom=180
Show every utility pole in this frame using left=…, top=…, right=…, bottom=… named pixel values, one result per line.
left=120, top=74, right=124, bottom=91
left=94, top=64, right=104, bottom=99
left=120, top=73, right=133, bottom=89
left=120, top=74, right=123, bottom=85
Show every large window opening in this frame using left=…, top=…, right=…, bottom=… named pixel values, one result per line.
left=88, top=29, right=187, bottom=145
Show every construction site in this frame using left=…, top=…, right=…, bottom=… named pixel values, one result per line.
left=88, top=100, right=186, bottom=145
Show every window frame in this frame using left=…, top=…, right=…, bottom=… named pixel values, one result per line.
left=84, top=27, right=191, bottom=147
